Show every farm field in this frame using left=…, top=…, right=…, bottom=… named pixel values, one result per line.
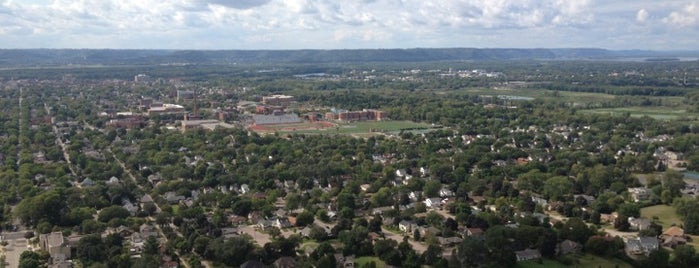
left=257, top=120, right=437, bottom=135
left=579, top=106, right=698, bottom=120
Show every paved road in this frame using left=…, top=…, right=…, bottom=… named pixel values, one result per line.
left=1, top=234, right=30, bottom=268
left=109, top=149, right=195, bottom=268
left=381, top=227, right=427, bottom=254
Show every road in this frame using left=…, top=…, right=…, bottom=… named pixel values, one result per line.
left=1, top=230, right=32, bottom=268
left=109, top=148, right=205, bottom=268
left=16, top=88, right=22, bottom=167
left=381, top=227, right=427, bottom=254
left=44, top=103, right=78, bottom=176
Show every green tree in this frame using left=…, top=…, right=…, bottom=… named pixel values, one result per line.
left=543, top=176, right=573, bottom=201
left=672, top=245, right=697, bottom=268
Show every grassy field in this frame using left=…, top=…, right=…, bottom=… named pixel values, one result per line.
left=640, top=205, right=683, bottom=229
left=640, top=205, right=699, bottom=250
left=275, top=120, right=437, bottom=135
left=579, top=107, right=698, bottom=120
left=517, top=255, right=632, bottom=268
left=354, top=256, right=387, bottom=268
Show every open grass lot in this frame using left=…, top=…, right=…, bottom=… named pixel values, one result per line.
left=579, top=106, right=699, bottom=120
left=354, top=257, right=387, bottom=268
left=640, top=205, right=699, bottom=250
left=641, top=205, right=683, bottom=229
left=455, top=87, right=618, bottom=103
left=273, top=120, right=437, bottom=135
left=517, top=255, right=632, bottom=268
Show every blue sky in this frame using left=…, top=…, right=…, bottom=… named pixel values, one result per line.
left=0, top=0, right=697, bottom=50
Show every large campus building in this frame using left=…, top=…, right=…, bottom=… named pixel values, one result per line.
left=262, top=95, right=294, bottom=106
left=252, top=114, right=302, bottom=125
left=325, top=109, right=387, bottom=122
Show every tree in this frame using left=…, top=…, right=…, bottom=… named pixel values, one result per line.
left=458, top=237, right=487, bottom=267
left=543, top=176, right=572, bottom=201
left=295, top=211, right=315, bottom=227
left=423, top=180, right=441, bottom=198
left=663, top=169, right=685, bottom=200
left=559, top=218, right=593, bottom=244
left=617, top=203, right=641, bottom=218
left=422, top=243, right=443, bottom=265
left=672, top=245, right=697, bottom=268
left=76, top=234, right=107, bottom=265
left=639, top=248, right=669, bottom=268
left=19, top=251, right=47, bottom=268
left=97, top=206, right=131, bottom=223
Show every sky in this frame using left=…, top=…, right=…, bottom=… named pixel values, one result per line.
left=0, top=0, right=697, bottom=50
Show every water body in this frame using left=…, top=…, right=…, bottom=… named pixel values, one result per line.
left=684, top=171, right=699, bottom=180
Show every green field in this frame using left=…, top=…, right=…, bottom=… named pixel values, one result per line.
left=579, top=107, right=698, bottom=120
left=354, top=256, right=387, bottom=268
left=640, top=205, right=683, bottom=229
left=640, top=205, right=699, bottom=250
left=517, top=255, right=632, bottom=268
left=278, top=120, right=437, bottom=135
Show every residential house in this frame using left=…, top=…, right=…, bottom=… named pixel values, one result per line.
left=626, top=237, right=659, bottom=256
left=408, top=191, right=421, bottom=202
left=661, top=226, right=691, bottom=248
left=40, top=232, right=71, bottom=265
left=556, top=240, right=582, bottom=255
left=424, top=197, right=443, bottom=209
left=140, top=224, right=158, bottom=238
left=240, top=260, right=266, bottom=268
left=147, top=173, right=162, bottom=185
left=398, top=220, right=416, bottom=233
left=273, top=218, right=292, bottom=229
left=628, top=217, right=652, bottom=231
left=628, top=187, right=651, bottom=202
left=417, top=226, right=441, bottom=238
left=240, top=184, right=250, bottom=194
left=466, top=228, right=485, bottom=239
left=530, top=195, right=548, bottom=207
left=273, top=256, right=297, bottom=268
left=106, top=176, right=120, bottom=185
left=80, top=178, right=95, bottom=187
left=600, top=213, right=618, bottom=223
left=437, top=236, right=463, bottom=247
left=221, top=227, right=239, bottom=239
left=372, top=206, right=393, bottom=215
left=420, top=167, right=430, bottom=177
left=515, top=249, right=541, bottom=262
left=163, top=192, right=185, bottom=204
left=334, top=254, right=355, bottom=268
left=439, top=188, right=455, bottom=198
left=122, top=198, right=139, bottom=216
left=395, top=169, right=407, bottom=178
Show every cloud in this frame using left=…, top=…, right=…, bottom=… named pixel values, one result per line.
left=0, top=0, right=696, bottom=50
left=636, top=9, right=648, bottom=22
left=202, top=0, right=271, bottom=10
left=663, top=2, right=698, bottom=27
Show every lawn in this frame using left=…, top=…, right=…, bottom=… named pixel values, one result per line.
left=579, top=107, right=699, bottom=121
left=639, top=205, right=699, bottom=251
left=517, top=255, right=632, bottom=268
left=354, top=256, right=387, bottom=268
left=573, top=254, right=632, bottom=268
left=640, top=205, right=683, bottom=229
left=277, top=120, right=437, bottom=135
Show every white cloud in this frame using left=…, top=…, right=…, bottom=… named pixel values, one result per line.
left=0, top=0, right=695, bottom=49
left=636, top=9, right=648, bottom=22
left=663, top=2, right=698, bottom=27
